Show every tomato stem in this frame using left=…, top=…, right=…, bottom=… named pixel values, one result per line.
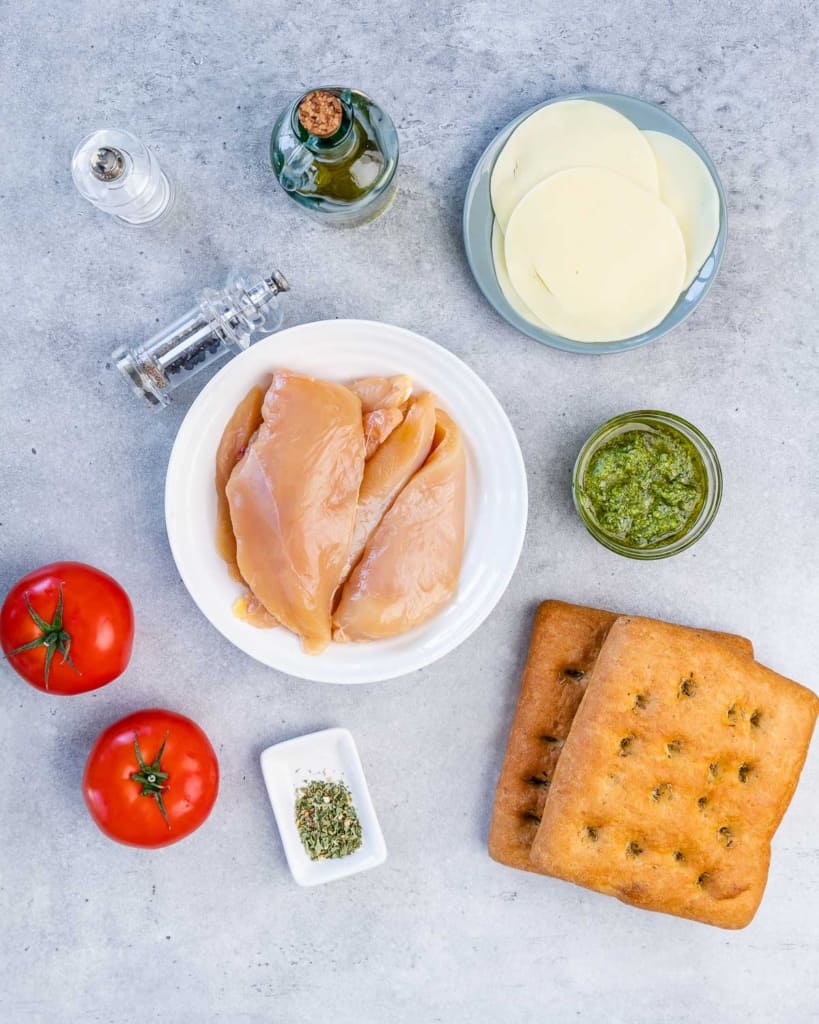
left=5, top=586, right=79, bottom=690
left=131, top=732, right=171, bottom=829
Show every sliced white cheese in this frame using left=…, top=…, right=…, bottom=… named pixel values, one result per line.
left=492, top=220, right=615, bottom=341
left=491, top=220, right=546, bottom=326
left=643, top=130, right=720, bottom=288
left=490, top=99, right=660, bottom=232
left=505, top=168, right=686, bottom=342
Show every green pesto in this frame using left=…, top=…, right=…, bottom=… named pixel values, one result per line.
left=581, top=426, right=706, bottom=548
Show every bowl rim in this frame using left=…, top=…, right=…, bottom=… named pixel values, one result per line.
left=571, top=409, right=723, bottom=559
left=462, top=90, right=728, bottom=355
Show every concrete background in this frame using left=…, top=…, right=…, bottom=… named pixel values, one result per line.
left=1, top=1, right=817, bottom=1021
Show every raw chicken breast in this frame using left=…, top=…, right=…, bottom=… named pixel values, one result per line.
left=347, top=374, right=413, bottom=412
left=232, top=591, right=279, bottom=629
left=227, top=370, right=365, bottom=654
left=346, top=393, right=436, bottom=577
left=363, top=406, right=403, bottom=460
left=333, top=408, right=466, bottom=642
left=214, top=384, right=265, bottom=582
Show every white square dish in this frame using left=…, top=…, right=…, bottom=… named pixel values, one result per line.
left=260, top=727, right=387, bottom=886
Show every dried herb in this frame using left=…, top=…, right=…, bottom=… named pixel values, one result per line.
left=294, top=778, right=363, bottom=861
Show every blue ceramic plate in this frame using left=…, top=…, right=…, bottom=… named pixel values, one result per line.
left=462, top=92, right=727, bottom=354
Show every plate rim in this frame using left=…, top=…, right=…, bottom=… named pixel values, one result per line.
left=462, top=90, right=728, bottom=355
left=164, top=318, right=529, bottom=684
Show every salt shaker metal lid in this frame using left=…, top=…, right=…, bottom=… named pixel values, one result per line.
left=72, top=128, right=173, bottom=225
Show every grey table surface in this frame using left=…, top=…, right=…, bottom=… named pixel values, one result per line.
left=1, top=1, right=817, bottom=1022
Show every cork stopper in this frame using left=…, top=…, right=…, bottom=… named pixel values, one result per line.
left=297, top=90, right=343, bottom=137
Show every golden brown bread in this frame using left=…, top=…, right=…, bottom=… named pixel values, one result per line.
left=488, top=600, right=753, bottom=874
left=528, top=616, right=818, bottom=929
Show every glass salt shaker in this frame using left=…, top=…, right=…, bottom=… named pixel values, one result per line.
left=71, top=128, right=174, bottom=225
left=270, top=87, right=399, bottom=227
left=112, top=269, right=289, bottom=407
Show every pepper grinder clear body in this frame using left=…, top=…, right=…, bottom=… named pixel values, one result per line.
left=112, top=269, right=289, bottom=407
left=71, top=128, right=174, bottom=225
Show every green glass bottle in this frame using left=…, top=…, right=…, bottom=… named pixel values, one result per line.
left=270, top=87, right=399, bottom=227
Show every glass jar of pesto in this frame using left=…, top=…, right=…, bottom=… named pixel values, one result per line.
left=572, top=411, right=722, bottom=559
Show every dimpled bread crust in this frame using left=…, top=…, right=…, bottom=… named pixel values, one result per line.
left=529, top=616, right=819, bottom=929
left=488, top=601, right=753, bottom=874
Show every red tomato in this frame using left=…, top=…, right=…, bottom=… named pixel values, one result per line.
left=83, top=709, right=219, bottom=848
left=1, top=562, right=134, bottom=695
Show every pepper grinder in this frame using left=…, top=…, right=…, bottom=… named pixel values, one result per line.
left=72, top=128, right=174, bottom=225
left=112, top=269, right=290, bottom=407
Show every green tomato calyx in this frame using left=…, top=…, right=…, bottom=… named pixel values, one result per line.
left=6, top=585, right=79, bottom=690
left=131, top=732, right=171, bottom=830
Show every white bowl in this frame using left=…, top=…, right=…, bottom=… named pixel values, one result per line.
left=260, top=727, right=386, bottom=887
left=165, top=319, right=528, bottom=684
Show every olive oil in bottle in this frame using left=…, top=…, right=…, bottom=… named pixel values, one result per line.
left=270, top=87, right=399, bottom=226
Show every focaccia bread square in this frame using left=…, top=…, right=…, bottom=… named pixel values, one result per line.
left=529, top=616, right=818, bottom=928
left=488, top=601, right=753, bottom=874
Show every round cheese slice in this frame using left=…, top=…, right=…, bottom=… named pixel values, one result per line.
left=505, top=168, right=686, bottom=342
left=643, top=130, right=720, bottom=288
left=490, top=99, right=660, bottom=232
left=491, top=220, right=546, bottom=326
left=492, top=220, right=619, bottom=342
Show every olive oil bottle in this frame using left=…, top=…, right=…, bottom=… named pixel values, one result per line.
left=270, top=87, right=398, bottom=226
